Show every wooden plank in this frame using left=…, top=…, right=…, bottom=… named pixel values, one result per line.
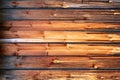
left=1, top=70, right=120, bottom=80
left=1, top=0, right=120, bottom=9
left=44, top=31, right=120, bottom=41
left=1, top=9, right=120, bottom=22
left=0, top=56, right=120, bottom=69
left=0, top=44, right=120, bottom=56
left=1, top=21, right=120, bottom=31
left=0, top=39, right=120, bottom=44
left=0, top=31, right=120, bottom=41
left=110, top=0, right=120, bottom=2
left=0, top=0, right=119, bottom=80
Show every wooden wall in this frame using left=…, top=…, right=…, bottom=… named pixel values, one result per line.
left=0, top=0, right=120, bottom=80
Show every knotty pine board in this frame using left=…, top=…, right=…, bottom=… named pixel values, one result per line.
left=1, top=9, right=120, bottom=22
left=1, top=0, right=120, bottom=9
left=0, top=0, right=120, bottom=80
left=1, top=21, right=120, bottom=31
left=0, top=44, right=120, bottom=56
left=0, top=70, right=120, bottom=80
left=0, top=56, right=120, bottom=69
left=0, top=31, right=120, bottom=42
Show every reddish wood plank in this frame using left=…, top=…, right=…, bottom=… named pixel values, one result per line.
left=0, top=56, right=120, bottom=69
left=1, top=70, right=120, bottom=80
left=0, top=44, right=120, bottom=56
left=0, top=31, right=120, bottom=42
left=2, top=0, right=120, bottom=9
left=1, top=21, right=120, bottom=30
left=2, top=10, right=120, bottom=22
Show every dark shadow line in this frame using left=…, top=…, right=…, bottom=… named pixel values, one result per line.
left=1, top=7, right=120, bottom=10
left=0, top=68, right=120, bottom=70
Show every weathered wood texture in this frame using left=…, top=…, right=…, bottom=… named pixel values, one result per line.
left=1, top=9, right=120, bottom=22
left=1, top=70, right=120, bottom=80
left=0, top=56, right=120, bottom=69
left=1, top=0, right=120, bottom=9
left=0, top=44, right=120, bottom=56
left=1, top=21, right=120, bottom=30
left=0, top=0, right=120, bottom=80
left=0, top=31, right=120, bottom=42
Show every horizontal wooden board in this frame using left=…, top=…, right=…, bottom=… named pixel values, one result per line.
left=1, top=21, right=120, bottom=31
left=0, top=0, right=120, bottom=79
left=1, top=0, right=120, bottom=9
left=0, top=31, right=120, bottom=42
left=1, top=70, right=120, bottom=80
left=0, top=44, right=120, bottom=56
left=0, top=39, right=120, bottom=44
left=1, top=9, right=120, bottom=22
left=0, top=56, right=120, bottom=69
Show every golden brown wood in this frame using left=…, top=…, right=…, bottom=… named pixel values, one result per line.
left=1, top=70, right=119, bottom=80
left=1, top=21, right=120, bottom=30
left=0, top=44, right=120, bottom=56
left=0, top=31, right=120, bottom=42
left=0, top=0, right=120, bottom=80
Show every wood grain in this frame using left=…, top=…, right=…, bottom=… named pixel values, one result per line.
left=0, top=31, right=120, bottom=42
left=1, top=0, right=120, bottom=9
left=0, top=56, right=120, bottom=69
left=0, top=0, right=120, bottom=79
left=1, top=70, right=120, bottom=80
left=1, top=9, right=120, bottom=22
left=0, top=44, right=120, bottom=56
left=1, top=21, right=120, bottom=30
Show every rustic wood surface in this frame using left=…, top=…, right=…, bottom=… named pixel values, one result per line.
left=1, top=21, right=120, bottom=31
left=1, top=9, right=120, bottom=22
left=0, top=0, right=120, bottom=80
left=0, top=70, right=120, bottom=80
left=0, top=44, right=120, bottom=56
left=0, top=31, right=120, bottom=42
left=0, top=56, right=120, bottom=69
left=1, top=0, right=120, bottom=9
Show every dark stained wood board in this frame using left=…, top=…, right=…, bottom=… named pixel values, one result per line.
left=0, top=56, right=120, bottom=69
left=1, top=9, right=120, bottom=22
